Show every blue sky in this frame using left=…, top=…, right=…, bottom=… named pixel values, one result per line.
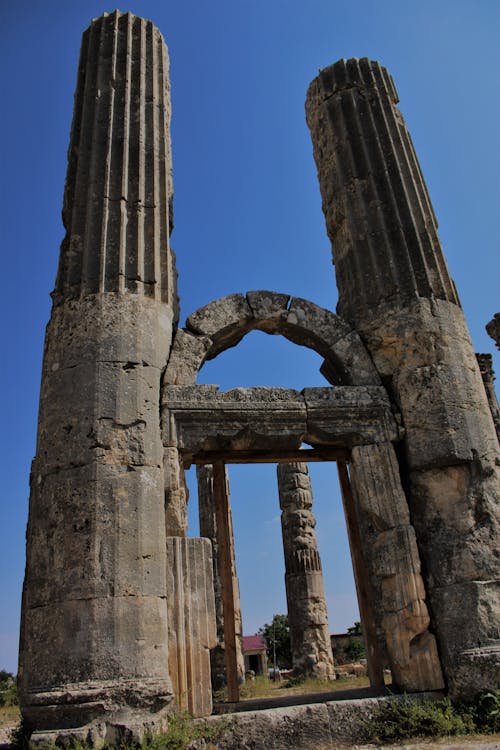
left=1, top=0, right=499, bottom=675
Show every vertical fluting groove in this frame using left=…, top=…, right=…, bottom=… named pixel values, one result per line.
left=369, top=57, right=455, bottom=301
left=326, top=91, right=366, bottom=304
left=144, top=21, right=156, bottom=298
left=200, top=543, right=210, bottom=716
left=150, top=24, right=160, bottom=302
left=98, top=12, right=119, bottom=295
left=306, top=58, right=459, bottom=320
left=54, top=11, right=173, bottom=304
left=159, top=38, right=169, bottom=303
left=104, top=12, right=124, bottom=290
left=173, top=539, right=185, bottom=704
left=68, top=19, right=104, bottom=292
left=354, top=60, right=422, bottom=298
left=193, top=545, right=202, bottom=716
left=136, top=17, right=146, bottom=296
left=342, top=85, right=390, bottom=302
left=368, top=61, right=435, bottom=297
left=359, top=59, right=430, bottom=297
left=400, top=125, right=457, bottom=300
left=83, top=16, right=112, bottom=294
left=124, top=15, right=139, bottom=294
left=113, top=13, right=131, bottom=294
left=184, top=543, right=193, bottom=712
left=60, top=28, right=88, bottom=240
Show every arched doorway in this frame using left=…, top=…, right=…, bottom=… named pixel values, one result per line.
left=161, top=292, right=444, bottom=714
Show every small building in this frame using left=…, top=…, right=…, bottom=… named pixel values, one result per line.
left=242, top=634, right=268, bottom=676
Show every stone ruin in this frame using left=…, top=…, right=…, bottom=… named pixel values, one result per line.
left=18, top=10, right=499, bottom=746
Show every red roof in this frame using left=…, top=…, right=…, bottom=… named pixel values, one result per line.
left=243, top=634, right=267, bottom=652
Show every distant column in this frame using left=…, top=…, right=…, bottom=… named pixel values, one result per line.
left=197, top=465, right=245, bottom=686
left=277, top=463, right=335, bottom=679
left=476, top=354, right=500, bottom=442
left=19, top=11, right=177, bottom=741
left=306, top=58, right=500, bottom=698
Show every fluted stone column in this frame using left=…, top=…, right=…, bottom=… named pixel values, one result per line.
left=306, top=58, right=500, bottom=698
left=197, top=465, right=245, bottom=687
left=277, top=463, right=334, bottom=680
left=19, top=12, right=177, bottom=740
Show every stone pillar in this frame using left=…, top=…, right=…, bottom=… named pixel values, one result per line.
left=197, top=465, right=245, bottom=687
left=476, top=354, right=500, bottom=441
left=19, top=12, right=176, bottom=741
left=306, top=58, right=500, bottom=698
left=166, top=538, right=217, bottom=717
left=277, top=463, right=335, bottom=680
left=349, top=444, right=444, bottom=691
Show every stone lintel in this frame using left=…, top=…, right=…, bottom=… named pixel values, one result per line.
left=161, top=385, right=398, bottom=457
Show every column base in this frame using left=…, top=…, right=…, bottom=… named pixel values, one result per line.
left=21, top=678, right=173, bottom=746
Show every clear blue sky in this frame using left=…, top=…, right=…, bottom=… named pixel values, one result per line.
left=1, top=0, right=499, bottom=675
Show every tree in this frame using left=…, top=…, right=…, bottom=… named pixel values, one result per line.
left=347, top=621, right=362, bottom=636
left=0, top=670, right=17, bottom=707
left=345, top=621, right=365, bottom=661
left=258, top=614, right=292, bottom=669
left=345, top=638, right=365, bottom=661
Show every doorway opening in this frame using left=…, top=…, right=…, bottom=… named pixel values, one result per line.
left=185, top=455, right=390, bottom=708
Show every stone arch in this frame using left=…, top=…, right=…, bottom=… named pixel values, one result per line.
left=164, top=291, right=380, bottom=387
left=162, top=290, right=445, bottom=708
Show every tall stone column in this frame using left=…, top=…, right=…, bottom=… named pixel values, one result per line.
left=306, top=58, right=500, bottom=698
left=19, top=12, right=177, bottom=741
left=277, top=463, right=334, bottom=679
left=197, top=465, right=245, bottom=687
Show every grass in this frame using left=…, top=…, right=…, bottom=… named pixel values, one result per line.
left=5, top=686, right=499, bottom=749
left=0, top=704, right=21, bottom=728
left=213, top=671, right=378, bottom=702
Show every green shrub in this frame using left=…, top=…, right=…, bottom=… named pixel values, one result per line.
left=463, top=689, right=500, bottom=734
left=136, top=714, right=230, bottom=750
left=345, top=638, right=365, bottom=661
left=0, top=670, right=18, bottom=707
left=366, top=691, right=500, bottom=743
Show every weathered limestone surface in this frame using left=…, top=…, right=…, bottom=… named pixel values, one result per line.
left=19, top=11, right=176, bottom=739
left=196, top=693, right=445, bottom=750
left=197, top=465, right=245, bottom=686
left=305, top=58, right=458, bottom=324
left=54, top=11, right=176, bottom=306
left=164, top=447, right=188, bottom=536
left=165, top=538, right=217, bottom=718
left=349, top=444, right=444, bottom=692
left=164, top=291, right=380, bottom=387
left=162, top=385, right=399, bottom=460
left=306, top=57, right=500, bottom=698
left=277, top=463, right=334, bottom=679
